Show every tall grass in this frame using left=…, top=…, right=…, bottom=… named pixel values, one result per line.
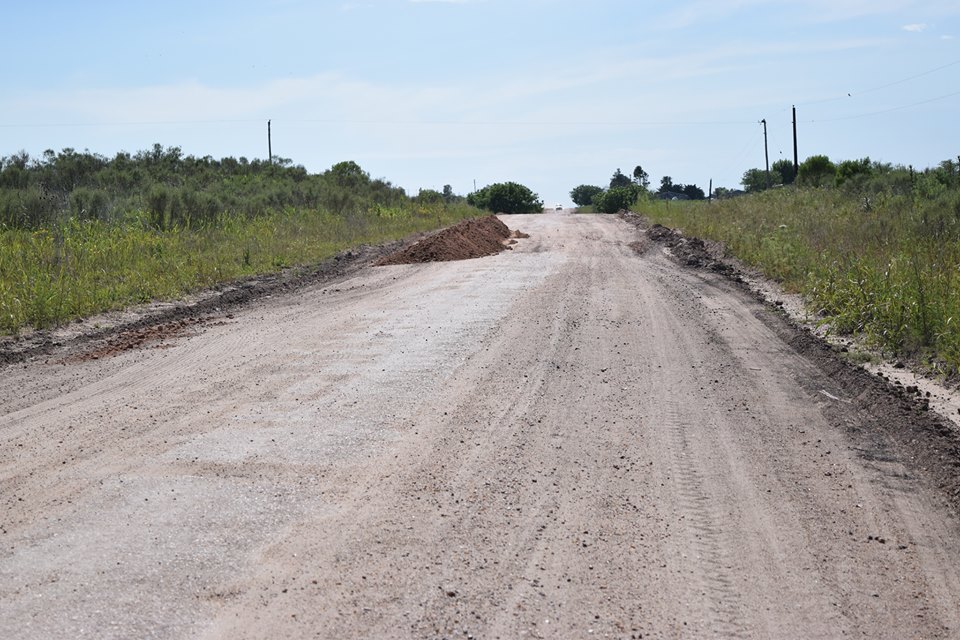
left=637, top=187, right=960, bottom=372
left=0, top=202, right=478, bottom=335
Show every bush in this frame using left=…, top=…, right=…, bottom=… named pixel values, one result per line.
left=415, top=188, right=444, bottom=205
left=798, top=155, right=836, bottom=188
left=468, top=182, right=543, bottom=214
left=1, top=187, right=59, bottom=228
left=570, top=184, right=604, bottom=207
left=835, top=158, right=873, bottom=189
left=593, top=185, right=640, bottom=213
left=69, top=187, right=110, bottom=221
left=146, top=185, right=170, bottom=230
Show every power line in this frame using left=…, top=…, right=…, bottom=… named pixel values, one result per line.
left=0, top=119, right=261, bottom=128
left=806, top=89, right=960, bottom=123
left=280, top=118, right=755, bottom=127
left=796, top=58, right=960, bottom=107
left=0, top=117, right=756, bottom=129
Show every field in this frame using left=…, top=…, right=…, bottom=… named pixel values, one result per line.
left=0, top=204, right=476, bottom=335
left=0, top=148, right=479, bottom=334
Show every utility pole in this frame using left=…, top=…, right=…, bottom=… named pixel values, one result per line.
left=792, top=106, right=799, bottom=179
left=761, top=118, right=770, bottom=189
left=267, top=120, right=273, bottom=164
left=708, top=178, right=713, bottom=202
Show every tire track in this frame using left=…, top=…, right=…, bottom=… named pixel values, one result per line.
left=655, top=398, right=750, bottom=638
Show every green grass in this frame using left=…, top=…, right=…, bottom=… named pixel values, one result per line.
left=636, top=187, right=960, bottom=373
left=0, top=202, right=479, bottom=335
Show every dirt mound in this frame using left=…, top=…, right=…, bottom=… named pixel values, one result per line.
left=620, top=214, right=734, bottom=275
left=646, top=223, right=734, bottom=273
left=376, top=216, right=519, bottom=266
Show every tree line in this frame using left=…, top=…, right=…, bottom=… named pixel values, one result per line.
left=0, top=145, right=426, bottom=229
left=569, top=154, right=960, bottom=210
left=737, top=155, right=960, bottom=199
left=570, top=166, right=707, bottom=213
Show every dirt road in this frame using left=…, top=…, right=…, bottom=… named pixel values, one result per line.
left=3, top=213, right=960, bottom=639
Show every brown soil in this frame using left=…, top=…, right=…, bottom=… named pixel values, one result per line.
left=60, top=316, right=214, bottom=363
left=375, top=215, right=520, bottom=265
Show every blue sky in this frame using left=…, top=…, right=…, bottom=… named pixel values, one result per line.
left=1, top=1, right=958, bottom=204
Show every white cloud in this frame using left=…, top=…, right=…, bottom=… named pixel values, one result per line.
left=902, top=23, right=928, bottom=32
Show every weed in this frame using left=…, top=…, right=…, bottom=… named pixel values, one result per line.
left=0, top=202, right=479, bottom=334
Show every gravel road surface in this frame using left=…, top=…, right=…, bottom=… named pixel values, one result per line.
left=2, top=212, right=960, bottom=639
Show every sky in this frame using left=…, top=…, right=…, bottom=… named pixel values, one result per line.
left=1, top=1, right=958, bottom=205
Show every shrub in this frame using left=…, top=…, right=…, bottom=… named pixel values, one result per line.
left=69, top=187, right=110, bottom=221
left=146, top=185, right=170, bottom=230
left=798, top=155, right=836, bottom=188
left=0, top=187, right=59, bottom=228
left=835, top=157, right=873, bottom=189
left=570, top=184, right=604, bottom=207
left=415, top=188, right=444, bottom=205
left=593, top=185, right=640, bottom=213
left=468, top=182, right=543, bottom=214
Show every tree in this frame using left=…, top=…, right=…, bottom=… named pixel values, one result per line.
left=772, top=158, right=796, bottom=185
left=632, top=165, right=650, bottom=189
left=741, top=168, right=769, bottom=193
left=570, top=184, right=604, bottom=207
left=797, top=155, right=836, bottom=188
left=712, top=186, right=740, bottom=199
left=594, top=185, right=640, bottom=213
left=682, top=184, right=705, bottom=200
left=442, top=184, right=456, bottom=202
left=835, top=157, right=872, bottom=188
left=326, top=160, right=369, bottom=188
left=609, top=169, right=632, bottom=189
left=658, top=176, right=675, bottom=194
left=467, top=181, right=543, bottom=214
left=415, top=188, right=444, bottom=204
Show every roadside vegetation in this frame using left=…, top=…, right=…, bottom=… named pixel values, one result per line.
left=634, top=157, right=960, bottom=373
left=0, top=145, right=479, bottom=334
left=572, top=166, right=706, bottom=213
left=467, top=181, right=543, bottom=214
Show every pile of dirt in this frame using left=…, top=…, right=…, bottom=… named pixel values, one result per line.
left=619, top=213, right=733, bottom=275
left=646, top=223, right=735, bottom=274
left=376, top=216, right=520, bottom=266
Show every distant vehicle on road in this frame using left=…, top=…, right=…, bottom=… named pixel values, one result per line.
left=554, top=203, right=563, bottom=210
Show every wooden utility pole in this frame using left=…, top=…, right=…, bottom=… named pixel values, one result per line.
left=267, top=120, right=273, bottom=164
left=792, top=106, right=799, bottom=178
left=761, top=119, right=770, bottom=189
left=708, top=178, right=713, bottom=201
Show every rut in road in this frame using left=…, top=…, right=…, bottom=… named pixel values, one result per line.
left=2, top=213, right=960, bottom=639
